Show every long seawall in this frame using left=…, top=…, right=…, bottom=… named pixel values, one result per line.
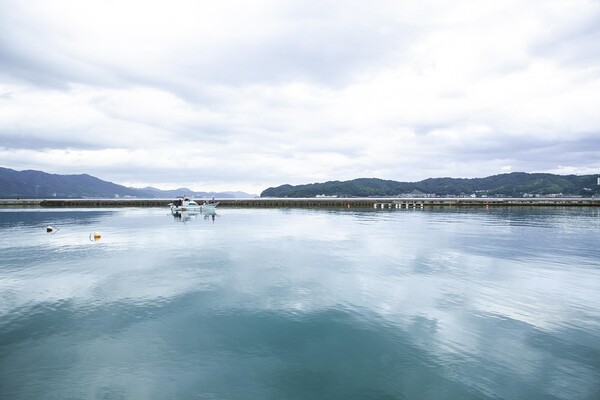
left=1, top=197, right=599, bottom=208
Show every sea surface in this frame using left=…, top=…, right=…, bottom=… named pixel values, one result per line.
left=0, top=206, right=599, bottom=400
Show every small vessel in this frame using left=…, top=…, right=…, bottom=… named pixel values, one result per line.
left=169, top=197, right=219, bottom=214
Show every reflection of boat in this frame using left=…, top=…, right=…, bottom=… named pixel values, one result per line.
left=173, top=208, right=218, bottom=222
left=169, top=197, right=219, bottom=214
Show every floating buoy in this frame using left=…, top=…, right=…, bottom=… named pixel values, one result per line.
left=89, top=232, right=101, bottom=241
left=46, top=226, right=55, bottom=233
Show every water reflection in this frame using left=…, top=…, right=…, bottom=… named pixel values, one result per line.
left=0, top=207, right=598, bottom=400
left=172, top=208, right=218, bottom=222
left=0, top=209, right=114, bottom=229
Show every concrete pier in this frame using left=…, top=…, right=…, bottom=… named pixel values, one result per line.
left=0, top=197, right=599, bottom=208
left=0, top=199, right=45, bottom=207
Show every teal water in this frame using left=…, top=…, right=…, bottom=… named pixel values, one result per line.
left=0, top=207, right=599, bottom=399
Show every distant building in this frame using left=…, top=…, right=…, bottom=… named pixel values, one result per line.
left=397, top=189, right=435, bottom=198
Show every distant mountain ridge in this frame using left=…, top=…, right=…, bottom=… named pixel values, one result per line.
left=261, top=173, right=600, bottom=198
left=0, top=167, right=256, bottom=198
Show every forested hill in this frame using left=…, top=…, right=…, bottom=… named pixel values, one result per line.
left=261, top=173, right=600, bottom=198
left=0, top=167, right=145, bottom=198
left=0, top=167, right=255, bottom=198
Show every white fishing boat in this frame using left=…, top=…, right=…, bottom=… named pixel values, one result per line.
left=169, top=197, right=219, bottom=214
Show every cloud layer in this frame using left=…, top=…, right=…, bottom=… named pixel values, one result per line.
left=1, top=0, right=599, bottom=192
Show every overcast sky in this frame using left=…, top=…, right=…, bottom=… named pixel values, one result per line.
left=1, top=0, right=599, bottom=193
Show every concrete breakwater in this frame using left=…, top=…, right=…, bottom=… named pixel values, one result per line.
left=0, top=197, right=598, bottom=208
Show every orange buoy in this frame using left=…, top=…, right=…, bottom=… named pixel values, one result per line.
left=89, top=232, right=101, bottom=241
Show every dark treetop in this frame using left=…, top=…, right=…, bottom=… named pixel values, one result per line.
left=261, top=173, right=600, bottom=198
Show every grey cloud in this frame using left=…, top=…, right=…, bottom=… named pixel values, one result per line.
left=184, top=25, right=414, bottom=88
left=92, top=162, right=278, bottom=191
left=0, top=129, right=107, bottom=151
left=531, top=7, right=600, bottom=70
left=5, top=135, right=83, bottom=152
left=437, top=132, right=600, bottom=161
left=89, top=104, right=233, bottom=144
left=517, top=136, right=600, bottom=167
left=0, top=22, right=118, bottom=90
left=412, top=123, right=459, bottom=136
left=1, top=0, right=599, bottom=191
left=0, top=46, right=70, bottom=90
left=0, top=0, right=418, bottom=93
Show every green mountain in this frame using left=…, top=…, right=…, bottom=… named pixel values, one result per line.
left=0, top=167, right=255, bottom=198
left=261, top=173, right=600, bottom=198
left=0, top=167, right=143, bottom=198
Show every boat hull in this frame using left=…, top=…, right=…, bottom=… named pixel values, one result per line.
left=170, top=202, right=219, bottom=214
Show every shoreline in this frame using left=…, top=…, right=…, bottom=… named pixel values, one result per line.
left=1, top=197, right=599, bottom=208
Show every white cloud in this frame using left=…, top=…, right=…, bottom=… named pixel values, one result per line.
left=1, top=0, right=599, bottom=193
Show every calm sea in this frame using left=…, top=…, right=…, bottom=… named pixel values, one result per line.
left=0, top=207, right=599, bottom=400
